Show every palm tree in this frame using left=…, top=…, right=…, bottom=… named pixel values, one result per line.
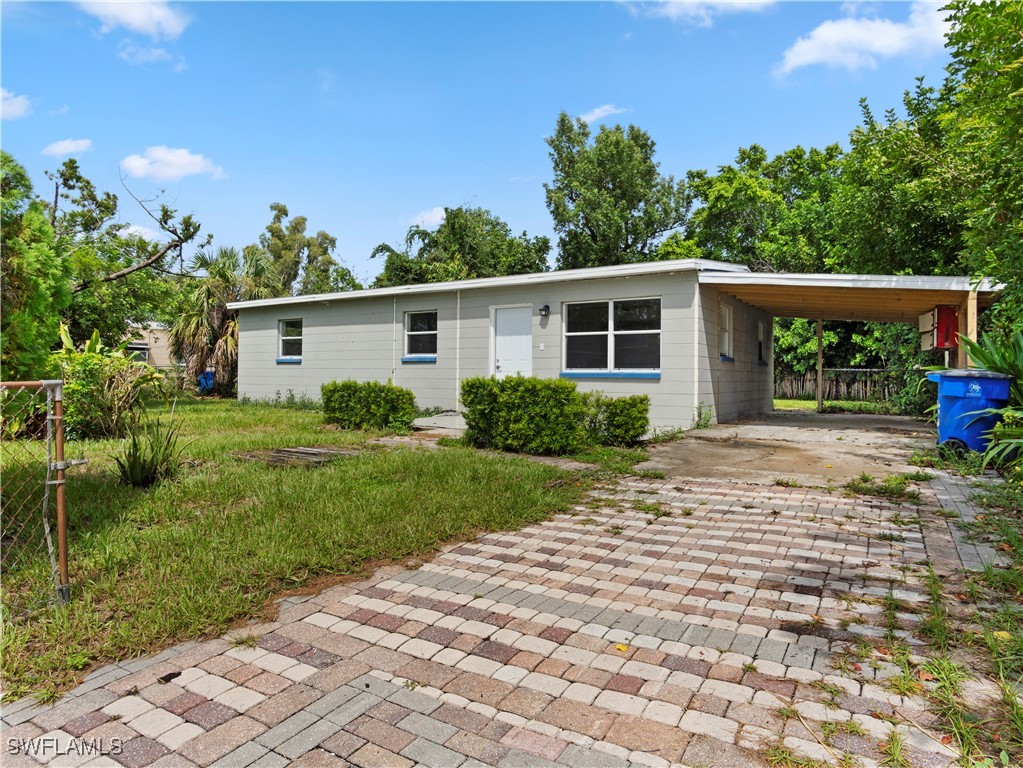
left=170, top=246, right=277, bottom=395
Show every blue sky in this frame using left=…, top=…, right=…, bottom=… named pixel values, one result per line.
left=2, top=1, right=952, bottom=285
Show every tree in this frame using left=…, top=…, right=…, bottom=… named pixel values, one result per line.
left=827, top=83, right=967, bottom=278
left=1, top=152, right=70, bottom=379
left=544, top=112, right=692, bottom=270
left=687, top=144, right=842, bottom=272
left=372, top=205, right=550, bottom=287
left=251, top=203, right=352, bottom=296
left=169, top=247, right=278, bottom=395
left=44, top=158, right=206, bottom=296
left=945, top=0, right=1023, bottom=322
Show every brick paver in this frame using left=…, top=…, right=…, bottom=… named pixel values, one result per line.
left=2, top=474, right=971, bottom=766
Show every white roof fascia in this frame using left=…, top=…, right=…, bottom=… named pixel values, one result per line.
left=699, top=272, right=1001, bottom=293
left=226, top=258, right=750, bottom=311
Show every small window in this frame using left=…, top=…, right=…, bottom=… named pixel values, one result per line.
left=126, top=345, right=149, bottom=363
left=279, top=319, right=303, bottom=359
left=719, top=305, right=733, bottom=360
left=406, top=311, right=438, bottom=355
left=757, top=320, right=766, bottom=363
left=564, top=298, right=660, bottom=371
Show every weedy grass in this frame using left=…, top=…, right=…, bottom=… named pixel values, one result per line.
left=0, top=400, right=587, bottom=701
left=844, top=472, right=923, bottom=503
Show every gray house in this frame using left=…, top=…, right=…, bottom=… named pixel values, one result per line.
left=229, top=259, right=998, bottom=430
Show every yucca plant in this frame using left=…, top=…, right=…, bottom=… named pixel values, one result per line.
left=114, top=411, right=185, bottom=488
left=959, top=330, right=1023, bottom=407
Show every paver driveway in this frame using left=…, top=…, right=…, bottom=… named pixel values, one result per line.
left=3, top=474, right=970, bottom=767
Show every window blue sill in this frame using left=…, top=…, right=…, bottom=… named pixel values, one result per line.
left=401, top=355, right=437, bottom=364
left=560, top=371, right=661, bottom=380
left=720, top=355, right=735, bottom=363
left=276, top=358, right=302, bottom=365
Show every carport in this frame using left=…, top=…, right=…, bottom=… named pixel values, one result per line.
left=699, top=272, right=1002, bottom=411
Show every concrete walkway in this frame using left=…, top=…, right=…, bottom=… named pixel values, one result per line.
left=3, top=468, right=984, bottom=768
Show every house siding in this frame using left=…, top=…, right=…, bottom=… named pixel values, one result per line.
left=698, top=285, right=774, bottom=424
left=237, top=271, right=707, bottom=430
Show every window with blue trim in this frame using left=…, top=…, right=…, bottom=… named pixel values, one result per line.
left=278, top=319, right=302, bottom=361
left=563, top=299, right=660, bottom=372
left=405, top=311, right=437, bottom=356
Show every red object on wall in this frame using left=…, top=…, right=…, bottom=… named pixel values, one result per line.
left=935, top=305, right=959, bottom=349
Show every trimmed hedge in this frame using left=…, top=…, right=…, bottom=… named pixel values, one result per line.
left=461, top=376, right=649, bottom=455
left=582, top=391, right=651, bottom=447
left=321, top=380, right=417, bottom=432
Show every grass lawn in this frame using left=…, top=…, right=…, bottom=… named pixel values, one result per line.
left=774, top=398, right=893, bottom=414
left=1, top=400, right=587, bottom=701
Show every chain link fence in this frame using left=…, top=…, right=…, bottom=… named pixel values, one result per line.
left=1, top=380, right=73, bottom=613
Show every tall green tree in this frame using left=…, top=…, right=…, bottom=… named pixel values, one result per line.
left=1, top=152, right=71, bottom=379
left=945, top=0, right=1023, bottom=321
left=544, top=113, right=692, bottom=270
left=170, top=247, right=278, bottom=394
left=687, top=144, right=841, bottom=272
left=372, top=205, right=549, bottom=287
left=827, top=82, right=967, bottom=278
left=252, top=203, right=353, bottom=296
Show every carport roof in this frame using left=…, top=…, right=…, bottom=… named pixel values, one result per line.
left=699, top=272, right=1001, bottom=322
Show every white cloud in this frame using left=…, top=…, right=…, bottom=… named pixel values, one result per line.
left=120, top=146, right=225, bottom=181
left=118, top=41, right=172, bottom=65
left=42, top=138, right=93, bottom=157
left=77, top=1, right=189, bottom=40
left=49, top=105, right=71, bottom=117
left=408, top=207, right=446, bottom=229
left=777, top=1, right=949, bottom=75
left=639, top=1, right=776, bottom=27
left=123, top=224, right=162, bottom=241
left=578, top=104, right=629, bottom=124
left=2, top=88, right=31, bottom=119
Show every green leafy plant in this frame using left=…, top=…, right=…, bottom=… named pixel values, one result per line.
left=321, top=380, right=418, bottom=433
left=49, top=325, right=165, bottom=439
left=114, top=411, right=185, bottom=488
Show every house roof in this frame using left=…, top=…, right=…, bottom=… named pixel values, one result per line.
left=227, top=258, right=1001, bottom=324
left=700, top=272, right=1001, bottom=323
left=226, top=258, right=749, bottom=310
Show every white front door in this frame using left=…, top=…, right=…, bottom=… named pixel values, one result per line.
left=494, top=307, right=533, bottom=379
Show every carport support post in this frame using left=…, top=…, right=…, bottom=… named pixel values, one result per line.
left=957, top=290, right=978, bottom=369
left=816, top=319, right=824, bottom=413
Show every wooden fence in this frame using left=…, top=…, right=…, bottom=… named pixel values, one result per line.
left=775, top=368, right=913, bottom=402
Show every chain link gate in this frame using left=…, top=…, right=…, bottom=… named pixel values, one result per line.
left=1, top=380, right=77, bottom=609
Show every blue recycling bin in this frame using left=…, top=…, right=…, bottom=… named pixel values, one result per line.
left=925, top=369, right=1012, bottom=453
left=197, top=370, right=215, bottom=394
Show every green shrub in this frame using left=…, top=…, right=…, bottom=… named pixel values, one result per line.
left=581, top=392, right=650, bottom=447
left=49, top=328, right=164, bottom=440
left=461, top=377, right=501, bottom=448
left=462, top=376, right=585, bottom=455
left=461, top=377, right=649, bottom=455
left=321, top=379, right=417, bottom=432
left=114, top=413, right=185, bottom=488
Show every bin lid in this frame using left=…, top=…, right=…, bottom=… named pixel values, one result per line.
left=925, top=369, right=1013, bottom=380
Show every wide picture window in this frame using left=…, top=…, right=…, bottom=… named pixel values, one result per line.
left=565, top=299, right=660, bottom=371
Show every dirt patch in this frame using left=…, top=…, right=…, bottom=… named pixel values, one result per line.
left=638, top=411, right=935, bottom=485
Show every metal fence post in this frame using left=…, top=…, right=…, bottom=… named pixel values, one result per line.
left=42, top=380, right=70, bottom=603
